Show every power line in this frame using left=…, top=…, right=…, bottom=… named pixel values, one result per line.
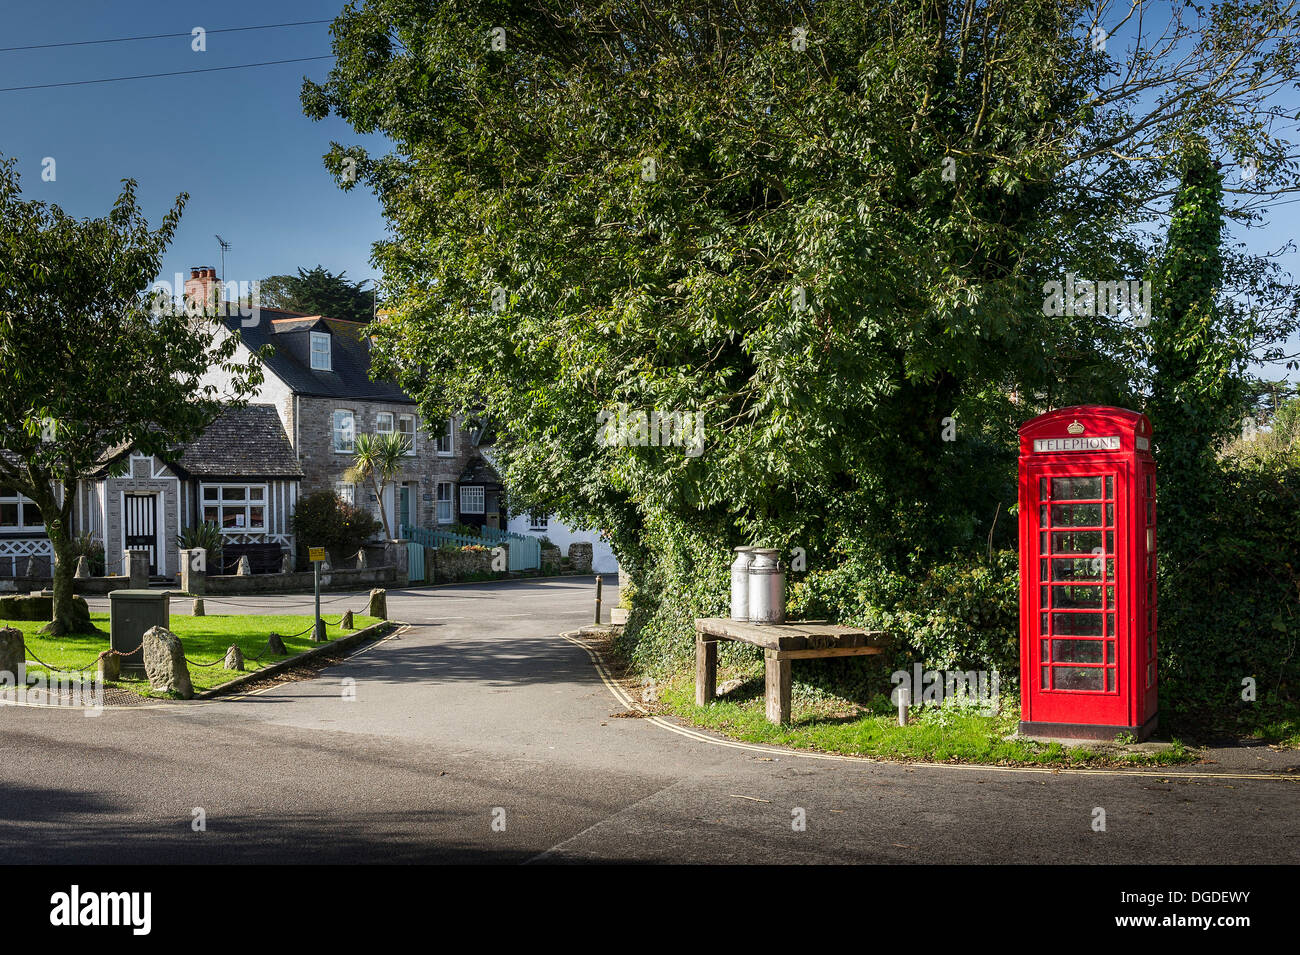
left=0, top=18, right=332, bottom=54
left=0, top=55, right=333, bottom=93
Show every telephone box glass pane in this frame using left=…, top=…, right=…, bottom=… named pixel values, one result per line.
left=1104, top=476, right=1113, bottom=498
left=1051, top=557, right=1102, bottom=582
left=1106, top=642, right=1115, bottom=663
left=1052, top=503, right=1103, bottom=527
left=1041, top=667, right=1050, bottom=689
left=1051, top=530, right=1101, bottom=554
left=1053, top=585, right=1102, bottom=608
left=1106, top=668, right=1115, bottom=691
left=1052, top=639, right=1103, bottom=663
left=1055, top=667, right=1103, bottom=691
left=1052, top=477, right=1102, bottom=500
left=1053, top=613, right=1103, bottom=635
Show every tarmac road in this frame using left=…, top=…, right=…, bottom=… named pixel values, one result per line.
left=1, top=578, right=1297, bottom=864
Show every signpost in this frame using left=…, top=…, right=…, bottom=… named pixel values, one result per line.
left=308, top=547, right=327, bottom=642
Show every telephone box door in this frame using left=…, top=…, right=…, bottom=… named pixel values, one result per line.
left=1025, top=467, right=1128, bottom=727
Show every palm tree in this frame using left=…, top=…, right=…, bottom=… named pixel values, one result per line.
left=347, top=431, right=407, bottom=539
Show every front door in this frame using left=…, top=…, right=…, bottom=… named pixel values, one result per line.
left=124, top=493, right=158, bottom=575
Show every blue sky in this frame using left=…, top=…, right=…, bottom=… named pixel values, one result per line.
left=0, top=0, right=385, bottom=290
left=0, top=1, right=1295, bottom=383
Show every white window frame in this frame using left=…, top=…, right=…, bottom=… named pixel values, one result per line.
left=200, top=483, right=268, bottom=534
left=0, top=486, right=45, bottom=531
left=398, top=413, right=417, bottom=455
left=333, top=409, right=355, bottom=453
left=335, top=482, right=355, bottom=505
left=529, top=510, right=549, bottom=531
left=459, top=485, right=485, bottom=515
left=310, top=331, right=332, bottom=371
left=435, top=419, right=454, bottom=456
left=376, top=412, right=395, bottom=436
left=436, top=482, right=454, bottom=523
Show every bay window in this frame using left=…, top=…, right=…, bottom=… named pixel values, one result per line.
left=201, top=485, right=267, bottom=532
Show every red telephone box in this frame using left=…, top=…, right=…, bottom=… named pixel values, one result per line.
left=1018, top=406, right=1158, bottom=740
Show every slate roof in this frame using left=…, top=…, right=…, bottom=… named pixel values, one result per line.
left=459, top=455, right=502, bottom=487
left=221, top=311, right=412, bottom=403
left=172, top=404, right=303, bottom=479
left=84, top=405, right=302, bottom=480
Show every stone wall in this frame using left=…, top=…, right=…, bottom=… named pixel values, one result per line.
left=0, top=576, right=132, bottom=596
left=430, top=546, right=497, bottom=582
left=202, top=564, right=399, bottom=595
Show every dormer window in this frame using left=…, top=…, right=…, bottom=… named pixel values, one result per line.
left=310, top=331, right=332, bottom=371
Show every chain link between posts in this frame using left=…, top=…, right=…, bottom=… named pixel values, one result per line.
left=14, top=602, right=374, bottom=676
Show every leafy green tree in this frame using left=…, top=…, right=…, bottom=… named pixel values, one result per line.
left=259, top=265, right=373, bottom=322
left=1147, top=135, right=1249, bottom=560
left=303, top=2, right=1300, bottom=672
left=0, top=158, right=262, bottom=633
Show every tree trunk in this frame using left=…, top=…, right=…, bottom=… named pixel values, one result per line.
left=39, top=520, right=91, bottom=635
left=372, top=477, right=393, bottom=539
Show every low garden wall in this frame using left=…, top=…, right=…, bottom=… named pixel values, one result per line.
left=0, top=576, right=132, bottom=596
left=202, top=565, right=399, bottom=595
left=429, top=546, right=495, bottom=583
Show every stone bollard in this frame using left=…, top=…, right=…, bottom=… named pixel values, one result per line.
left=313, top=618, right=327, bottom=643
left=142, top=626, right=193, bottom=699
left=192, top=598, right=205, bottom=617
left=367, top=588, right=387, bottom=620
left=235, top=555, right=252, bottom=576
left=74, top=555, right=91, bottom=579
left=223, top=645, right=244, bottom=671
left=341, top=609, right=354, bottom=631
left=0, top=626, right=23, bottom=680
left=355, top=548, right=368, bottom=569
left=267, top=632, right=288, bottom=655
left=568, top=542, right=594, bottom=574
left=97, top=650, right=120, bottom=682
left=179, top=548, right=206, bottom=595
left=125, top=550, right=150, bottom=588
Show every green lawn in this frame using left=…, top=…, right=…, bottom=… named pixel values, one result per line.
left=654, top=668, right=1198, bottom=767
left=4, top=611, right=382, bottom=695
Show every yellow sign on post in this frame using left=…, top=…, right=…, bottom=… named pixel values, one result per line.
left=308, top=547, right=326, bottom=563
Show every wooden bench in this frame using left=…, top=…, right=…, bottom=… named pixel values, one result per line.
left=694, top=618, right=889, bottom=724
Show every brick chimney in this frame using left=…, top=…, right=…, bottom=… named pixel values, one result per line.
left=184, top=266, right=221, bottom=308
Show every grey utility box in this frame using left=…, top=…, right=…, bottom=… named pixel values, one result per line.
left=108, top=589, right=170, bottom=675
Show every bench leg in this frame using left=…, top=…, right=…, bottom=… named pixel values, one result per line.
left=695, top=635, right=717, bottom=705
left=765, top=650, right=792, bottom=724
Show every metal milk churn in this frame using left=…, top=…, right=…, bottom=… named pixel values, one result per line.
left=730, top=546, right=756, bottom=621
left=747, top=548, right=785, bottom=624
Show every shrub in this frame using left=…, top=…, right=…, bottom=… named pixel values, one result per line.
left=1157, top=451, right=1300, bottom=733
left=176, top=522, right=223, bottom=568
left=70, top=531, right=106, bottom=576
left=793, top=551, right=1020, bottom=676
left=290, top=491, right=382, bottom=565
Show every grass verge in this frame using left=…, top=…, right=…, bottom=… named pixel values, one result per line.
left=587, top=633, right=1200, bottom=767
left=4, top=611, right=381, bottom=696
